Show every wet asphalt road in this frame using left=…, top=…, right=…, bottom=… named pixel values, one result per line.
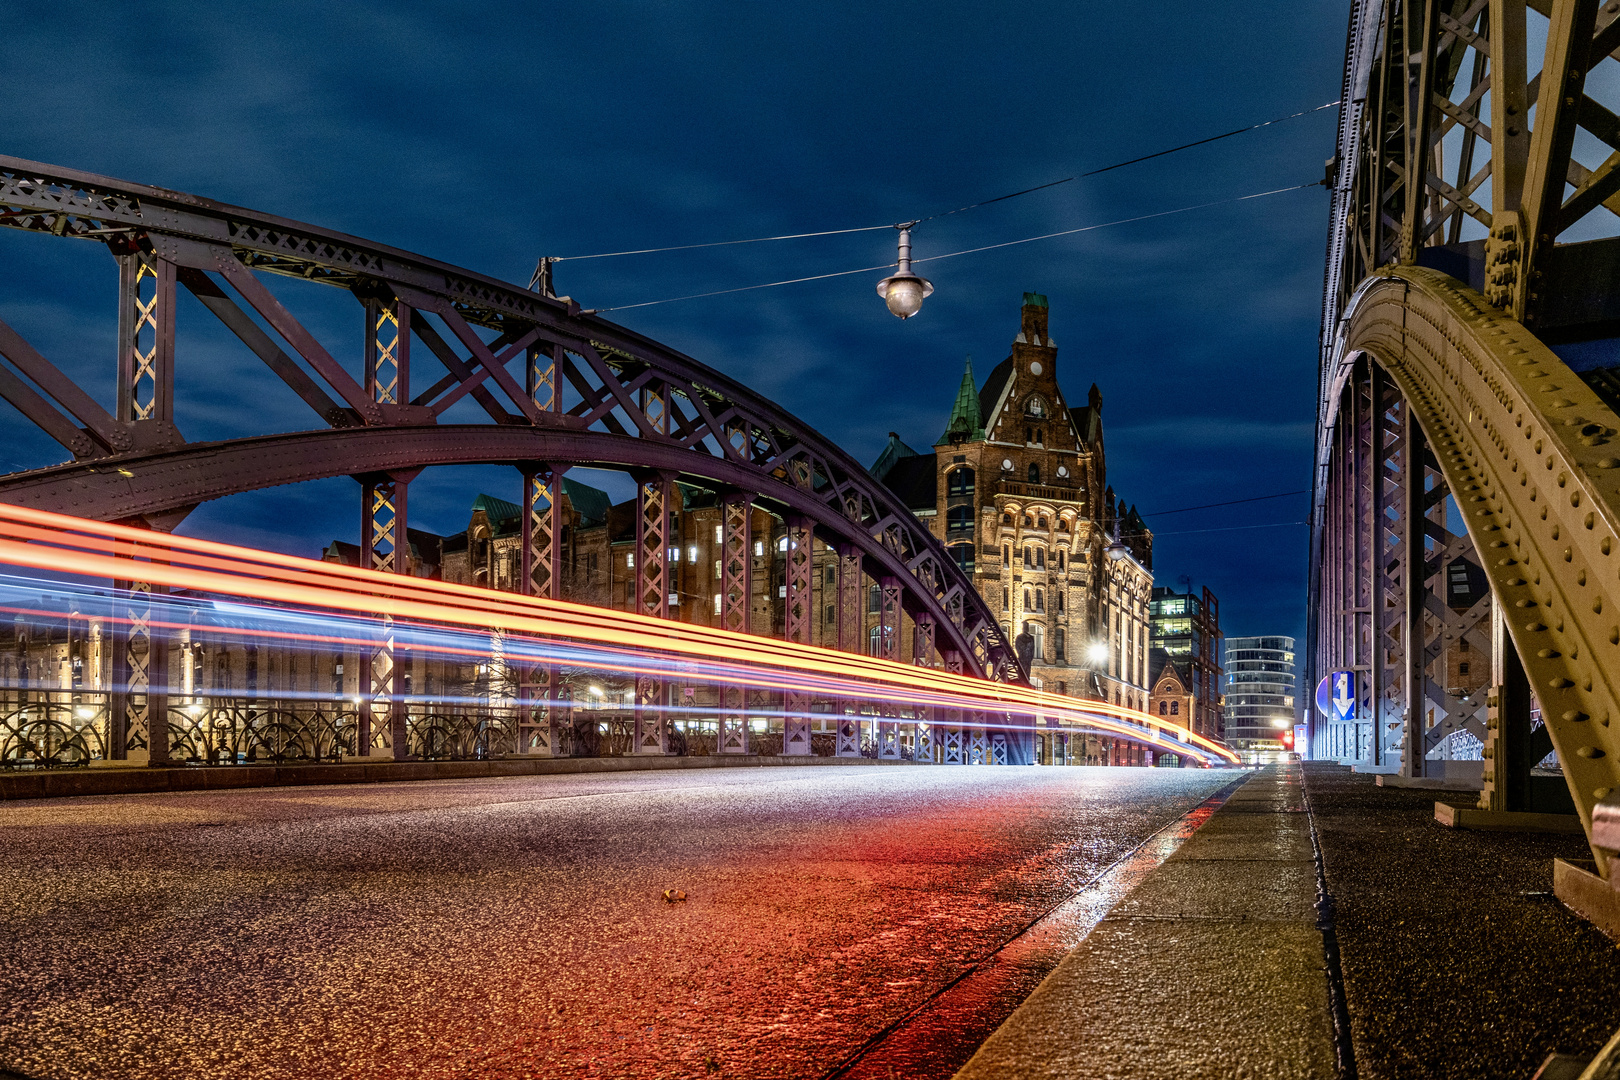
left=0, top=765, right=1231, bottom=1080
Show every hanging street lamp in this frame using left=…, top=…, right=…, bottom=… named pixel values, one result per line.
left=876, top=222, right=933, bottom=319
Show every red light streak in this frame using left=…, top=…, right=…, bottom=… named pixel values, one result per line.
left=0, top=504, right=1239, bottom=764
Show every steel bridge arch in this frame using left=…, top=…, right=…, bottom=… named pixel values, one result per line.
left=0, top=423, right=992, bottom=664
left=0, top=155, right=1018, bottom=687
left=1311, top=0, right=1620, bottom=861
left=1318, top=264, right=1620, bottom=842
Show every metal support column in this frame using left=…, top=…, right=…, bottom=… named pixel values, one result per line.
left=116, top=246, right=176, bottom=428
left=518, top=465, right=567, bottom=755
left=835, top=544, right=864, bottom=756
left=358, top=472, right=411, bottom=759
left=718, top=492, right=752, bottom=754
left=913, top=614, right=936, bottom=762
left=943, top=649, right=965, bottom=764
left=633, top=470, right=673, bottom=756
left=781, top=515, right=813, bottom=755
left=876, top=576, right=903, bottom=758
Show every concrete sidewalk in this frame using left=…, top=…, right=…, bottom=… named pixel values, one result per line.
left=955, top=762, right=1620, bottom=1080
left=955, top=762, right=1338, bottom=1079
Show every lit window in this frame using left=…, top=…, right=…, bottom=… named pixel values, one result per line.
left=778, top=536, right=789, bottom=552
left=753, top=540, right=764, bottom=557
left=688, top=545, right=699, bottom=563
left=778, top=585, right=787, bottom=597
left=1159, top=701, right=1168, bottom=715
left=714, top=525, right=723, bottom=543
left=1170, top=702, right=1179, bottom=715
left=669, top=592, right=680, bottom=606
left=714, top=560, right=722, bottom=580
left=714, top=594, right=722, bottom=614
left=669, top=547, right=680, bottom=563
left=627, top=553, right=635, bottom=568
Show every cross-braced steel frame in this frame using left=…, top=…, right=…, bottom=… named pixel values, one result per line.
left=1314, top=0, right=1620, bottom=867
left=0, top=156, right=1024, bottom=765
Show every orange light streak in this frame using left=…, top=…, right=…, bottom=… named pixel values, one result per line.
left=0, top=504, right=1238, bottom=763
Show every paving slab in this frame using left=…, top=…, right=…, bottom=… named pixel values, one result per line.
left=955, top=763, right=1337, bottom=1080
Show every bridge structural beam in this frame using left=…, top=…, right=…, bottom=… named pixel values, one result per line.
left=357, top=471, right=414, bottom=760
left=875, top=576, right=903, bottom=759
left=109, top=572, right=169, bottom=766
left=781, top=515, right=813, bottom=756
left=913, top=614, right=936, bottom=763
left=835, top=544, right=864, bottom=757
left=634, top=471, right=675, bottom=756
left=718, top=492, right=753, bottom=754
left=518, top=465, right=567, bottom=756
left=115, top=245, right=176, bottom=428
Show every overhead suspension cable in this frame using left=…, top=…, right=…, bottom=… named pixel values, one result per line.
left=590, top=181, right=1321, bottom=313
left=1142, top=489, right=1310, bottom=517
left=553, top=100, right=1340, bottom=262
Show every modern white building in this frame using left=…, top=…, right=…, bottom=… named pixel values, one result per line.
left=1224, top=636, right=1296, bottom=757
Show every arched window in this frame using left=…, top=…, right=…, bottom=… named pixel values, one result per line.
left=1170, top=701, right=1180, bottom=715
left=1056, top=550, right=1066, bottom=570
left=946, top=505, right=974, bottom=535
left=1159, top=701, right=1168, bottom=715
left=868, top=584, right=881, bottom=614
left=1003, top=543, right=1011, bottom=563
left=947, top=467, right=976, bottom=497
left=1030, top=623, right=1045, bottom=655
left=1023, top=588, right=1032, bottom=610
left=950, top=543, right=975, bottom=574
left=1055, top=627, right=1066, bottom=662
left=1034, top=548, right=1046, bottom=569
left=1028, top=463, right=1041, bottom=484
left=1034, top=588, right=1045, bottom=612
left=1057, top=590, right=1065, bottom=613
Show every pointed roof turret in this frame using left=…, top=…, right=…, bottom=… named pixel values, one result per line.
left=938, top=355, right=986, bottom=445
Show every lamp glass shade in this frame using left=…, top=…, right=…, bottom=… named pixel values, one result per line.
left=884, top=278, right=924, bottom=319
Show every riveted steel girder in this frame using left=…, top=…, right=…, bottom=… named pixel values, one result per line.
left=0, top=155, right=1016, bottom=684
left=1324, top=265, right=1620, bottom=865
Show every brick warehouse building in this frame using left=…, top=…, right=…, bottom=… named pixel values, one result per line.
left=872, top=293, right=1161, bottom=765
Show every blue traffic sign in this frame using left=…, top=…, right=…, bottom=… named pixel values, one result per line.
left=1315, top=671, right=1356, bottom=721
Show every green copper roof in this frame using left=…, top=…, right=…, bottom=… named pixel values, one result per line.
left=1022, top=292, right=1048, bottom=308
left=939, top=355, right=986, bottom=445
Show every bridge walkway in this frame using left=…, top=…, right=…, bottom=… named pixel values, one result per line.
left=955, top=763, right=1620, bottom=1080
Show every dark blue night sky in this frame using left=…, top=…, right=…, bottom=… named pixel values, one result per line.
left=1, top=2, right=1349, bottom=643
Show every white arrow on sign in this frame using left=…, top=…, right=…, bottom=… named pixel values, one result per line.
left=1333, top=672, right=1353, bottom=720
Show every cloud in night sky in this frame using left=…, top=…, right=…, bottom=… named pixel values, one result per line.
left=0, top=1, right=1350, bottom=643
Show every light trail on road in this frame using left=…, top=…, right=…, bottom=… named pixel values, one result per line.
left=0, top=504, right=1238, bottom=764
left=0, top=766, right=1238, bottom=1080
